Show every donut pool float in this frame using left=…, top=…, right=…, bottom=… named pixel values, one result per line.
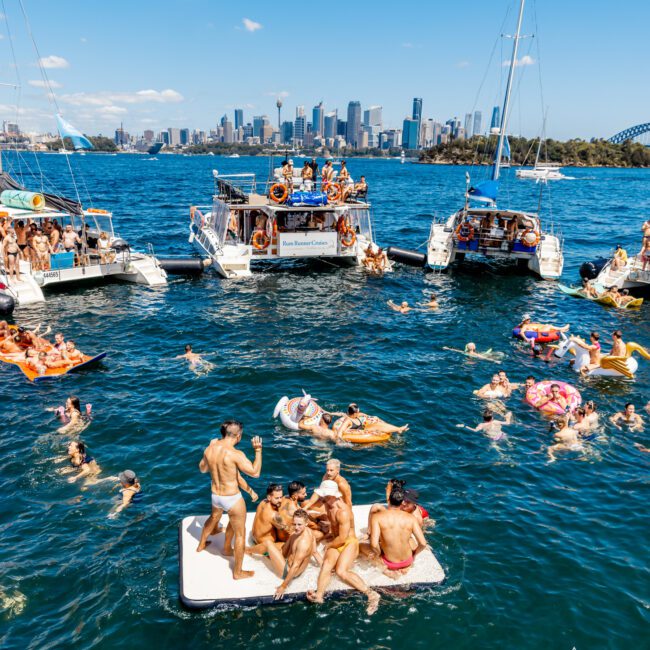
left=526, top=380, right=581, bottom=415
left=341, top=431, right=391, bottom=444
left=512, top=326, right=560, bottom=343
left=273, top=394, right=323, bottom=431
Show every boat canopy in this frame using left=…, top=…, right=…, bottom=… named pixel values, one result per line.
left=468, top=180, right=498, bottom=204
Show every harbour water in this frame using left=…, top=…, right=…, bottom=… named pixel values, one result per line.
left=1, top=154, right=648, bottom=648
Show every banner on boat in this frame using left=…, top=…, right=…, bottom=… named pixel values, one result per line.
left=278, top=232, right=338, bottom=257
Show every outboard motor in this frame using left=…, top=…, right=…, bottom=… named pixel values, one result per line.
left=111, top=238, right=130, bottom=253
left=0, top=290, right=16, bottom=316
left=579, top=257, right=608, bottom=282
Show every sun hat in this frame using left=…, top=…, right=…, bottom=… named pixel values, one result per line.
left=315, top=480, right=342, bottom=498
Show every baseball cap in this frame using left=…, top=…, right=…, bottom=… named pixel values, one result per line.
left=521, top=314, right=531, bottom=322
left=403, top=488, right=420, bottom=504
left=118, top=470, right=137, bottom=484
left=315, top=480, right=342, bottom=498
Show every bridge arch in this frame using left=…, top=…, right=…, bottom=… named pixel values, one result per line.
left=609, top=123, right=650, bottom=144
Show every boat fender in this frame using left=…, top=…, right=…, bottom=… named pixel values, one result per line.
left=0, top=292, right=15, bottom=316
left=579, top=257, right=608, bottom=281
left=386, top=246, right=427, bottom=268
left=157, top=258, right=209, bottom=274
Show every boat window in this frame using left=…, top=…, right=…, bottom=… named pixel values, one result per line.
left=211, top=198, right=231, bottom=245
left=346, top=207, right=372, bottom=239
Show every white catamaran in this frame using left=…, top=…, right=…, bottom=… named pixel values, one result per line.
left=427, top=0, right=563, bottom=280
left=188, top=162, right=385, bottom=279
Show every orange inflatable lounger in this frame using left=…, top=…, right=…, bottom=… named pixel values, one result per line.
left=0, top=352, right=106, bottom=382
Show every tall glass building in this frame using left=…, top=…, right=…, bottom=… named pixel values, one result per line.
left=312, top=103, right=324, bottom=137
left=402, top=118, right=419, bottom=150
left=234, top=109, right=244, bottom=131
left=346, top=101, right=361, bottom=148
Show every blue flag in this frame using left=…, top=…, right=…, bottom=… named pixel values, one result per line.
left=56, top=114, right=94, bottom=150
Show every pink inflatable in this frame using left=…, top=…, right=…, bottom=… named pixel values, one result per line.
left=525, top=380, right=582, bottom=415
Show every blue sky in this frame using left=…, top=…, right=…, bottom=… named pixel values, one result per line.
left=0, top=0, right=648, bottom=140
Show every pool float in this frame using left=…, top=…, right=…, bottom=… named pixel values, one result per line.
left=0, top=352, right=107, bottom=382
left=341, top=431, right=391, bottom=444
left=525, top=380, right=581, bottom=415
left=512, top=326, right=560, bottom=344
left=273, top=391, right=323, bottom=431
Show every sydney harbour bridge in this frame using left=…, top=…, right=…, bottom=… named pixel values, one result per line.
left=608, top=123, right=650, bottom=146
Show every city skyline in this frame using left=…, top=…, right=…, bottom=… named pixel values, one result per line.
left=0, top=0, right=648, bottom=140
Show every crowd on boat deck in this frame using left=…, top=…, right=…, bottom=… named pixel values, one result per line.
left=456, top=212, right=537, bottom=247
left=0, top=321, right=86, bottom=375
left=276, top=158, right=368, bottom=201
left=0, top=215, right=114, bottom=279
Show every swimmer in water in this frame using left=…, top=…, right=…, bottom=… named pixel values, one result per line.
left=474, top=374, right=508, bottom=399
left=458, top=409, right=512, bottom=441
left=65, top=440, right=101, bottom=483
left=176, top=344, right=214, bottom=375
left=547, top=416, right=583, bottom=462
left=537, top=383, right=569, bottom=413
left=610, top=403, right=644, bottom=432
left=299, top=412, right=345, bottom=442
left=570, top=408, right=592, bottom=436
left=584, top=400, right=599, bottom=429
left=51, top=396, right=92, bottom=434
left=517, top=315, right=570, bottom=343
left=443, top=342, right=502, bottom=363
left=332, top=403, right=409, bottom=437
left=387, top=300, right=412, bottom=314
left=108, top=470, right=142, bottom=519
left=421, top=293, right=439, bottom=309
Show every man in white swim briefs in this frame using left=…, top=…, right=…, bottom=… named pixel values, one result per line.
left=196, top=419, right=262, bottom=581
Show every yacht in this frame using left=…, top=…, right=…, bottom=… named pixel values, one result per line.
left=516, top=162, right=566, bottom=181
left=188, top=162, right=384, bottom=279
left=426, top=0, right=563, bottom=280
left=593, top=254, right=650, bottom=295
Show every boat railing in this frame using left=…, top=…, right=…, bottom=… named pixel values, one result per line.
left=213, top=173, right=257, bottom=204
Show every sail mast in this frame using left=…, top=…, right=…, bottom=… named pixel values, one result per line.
left=493, top=0, right=526, bottom=181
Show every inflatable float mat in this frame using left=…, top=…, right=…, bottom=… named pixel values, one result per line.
left=512, top=327, right=560, bottom=344
left=179, top=504, right=445, bottom=609
left=596, top=295, right=643, bottom=309
left=341, top=431, right=392, bottom=444
left=0, top=352, right=106, bottom=382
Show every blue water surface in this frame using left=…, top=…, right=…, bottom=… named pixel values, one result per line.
left=0, top=152, right=648, bottom=649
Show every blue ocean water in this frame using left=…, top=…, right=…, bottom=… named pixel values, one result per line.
left=0, top=153, right=648, bottom=648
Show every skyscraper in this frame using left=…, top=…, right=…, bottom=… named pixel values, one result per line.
left=402, top=118, right=419, bottom=150
left=324, top=111, right=337, bottom=139
left=464, top=113, right=472, bottom=139
left=294, top=108, right=306, bottom=143
left=412, top=98, right=422, bottom=149
left=221, top=117, right=233, bottom=144
left=180, top=128, right=190, bottom=145
left=312, top=102, right=324, bottom=137
left=490, top=106, right=501, bottom=130
left=253, top=116, right=265, bottom=139
left=281, top=121, right=293, bottom=144
left=234, top=109, right=244, bottom=130
left=363, top=106, right=382, bottom=130
left=473, top=111, right=482, bottom=137
left=346, top=101, right=361, bottom=148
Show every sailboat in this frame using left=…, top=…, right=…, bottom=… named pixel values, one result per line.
left=426, top=0, right=563, bottom=280
left=516, top=114, right=566, bottom=181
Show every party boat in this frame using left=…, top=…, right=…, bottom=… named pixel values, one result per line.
left=426, top=0, right=563, bottom=280
left=188, top=163, right=383, bottom=279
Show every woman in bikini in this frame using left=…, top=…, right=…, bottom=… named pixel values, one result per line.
left=333, top=403, right=408, bottom=437
left=65, top=440, right=101, bottom=483
left=3, top=227, right=21, bottom=281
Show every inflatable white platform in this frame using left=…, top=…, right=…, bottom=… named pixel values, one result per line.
left=179, top=504, right=445, bottom=609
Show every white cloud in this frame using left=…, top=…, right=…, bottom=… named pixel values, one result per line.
left=61, top=88, right=184, bottom=107
left=456, top=60, right=470, bottom=68
left=265, top=90, right=289, bottom=99
left=98, top=105, right=127, bottom=115
left=503, top=54, right=535, bottom=67
left=242, top=18, right=262, bottom=32
left=39, top=55, right=69, bottom=69
left=28, top=79, right=62, bottom=89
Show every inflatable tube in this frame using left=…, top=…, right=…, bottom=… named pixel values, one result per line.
left=0, top=292, right=15, bottom=316
left=525, top=380, right=581, bottom=415
left=273, top=395, right=323, bottom=431
left=512, top=326, right=560, bottom=344
left=386, top=246, right=427, bottom=268
left=0, top=190, right=45, bottom=211
left=341, top=431, right=391, bottom=444
left=158, top=258, right=210, bottom=275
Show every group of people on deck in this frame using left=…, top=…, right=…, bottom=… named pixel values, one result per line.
left=279, top=159, right=368, bottom=201
left=196, top=420, right=431, bottom=614
left=0, top=321, right=86, bottom=376
left=1, top=215, right=113, bottom=280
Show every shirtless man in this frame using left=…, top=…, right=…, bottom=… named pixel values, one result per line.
left=265, top=509, right=318, bottom=600
left=64, top=340, right=84, bottom=364
left=584, top=400, right=599, bottom=429
left=306, top=480, right=380, bottom=615
left=3, top=227, right=21, bottom=281
left=572, top=332, right=601, bottom=375
left=46, top=221, right=60, bottom=252
left=278, top=480, right=308, bottom=528
left=517, top=315, right=569, bottom=342
left=443, top=342, right=501, bottom=363
left=361, top=487, right=427, bottom=578
left=32, top=228, right=51, bottom=271
left=570, top=408, right=591, bottom=436
left=247, top=483, right=287, bottom=553
left=547, top=416, right=582, bottom=462
left=458, top=409, right=512, bottom=441
left=474, top=374, right=507, bottom=399
left=62, top=225, right=81, bottom=264
left=196, top=420, right=262, bottom=580
left=537, top=383, right=568, bottom=413
left=387, top=300, right=411, bottom=314
left=304, top=458, right=352, bottom=509
left=53, top=332, right=66, bottom=353
left=176, top=344, right=204, bottom=366
left=300, top=412, right=341, bottom=442
left=610, top=403, right=644, bottom=432
left=609, top=330, right=626, bottom=357
left=14, top=220, right=28, bottom=260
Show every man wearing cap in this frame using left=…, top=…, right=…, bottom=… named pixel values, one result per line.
left=306, top=480, right=380, bottom=615
left=196, top=419, right=262, bottom=582
left=361, top=487, right=427, bottom=577
left=109, top=470, right=142, bottom=518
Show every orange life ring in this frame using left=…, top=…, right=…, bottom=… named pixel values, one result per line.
left=520, top=229, right=540, bottom=247
left=252, top=230, right=270, bottom=250
left=270, top=183, right=288, bottom=204
left=324, top=182, right=342, bottom=202
left=455, top=223, right=475, bottom=242
left=87, top=208, right=109, bottom=214
left=341, top=228, right=356, bottom=247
